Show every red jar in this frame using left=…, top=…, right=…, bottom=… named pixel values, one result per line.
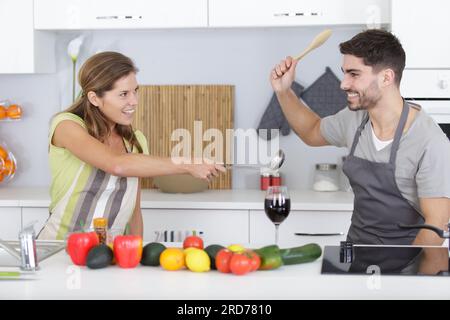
left=271, top=171, right=281, bottom=186
left=260, top=173, right=271, bottom=190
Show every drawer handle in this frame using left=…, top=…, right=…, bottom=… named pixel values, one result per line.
left=294, top=232, right=344, bottom=236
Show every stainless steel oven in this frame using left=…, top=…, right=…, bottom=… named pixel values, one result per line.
left=401, top=69, right=450, bottom=139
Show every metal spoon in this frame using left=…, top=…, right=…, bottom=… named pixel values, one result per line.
left=226, top=149, right=285, bottom=170
left=293, top=29, right=332, bottom=61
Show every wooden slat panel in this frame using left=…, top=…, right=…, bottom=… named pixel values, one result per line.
left=133, top=85, right=234, bottom=189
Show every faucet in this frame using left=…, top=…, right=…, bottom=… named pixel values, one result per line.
left=399, top=223, right=450, bottom=251
left=0, top=221, right=39, bottom=271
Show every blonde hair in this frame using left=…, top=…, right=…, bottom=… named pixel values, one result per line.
left=59, top=51, right=142, bottom=153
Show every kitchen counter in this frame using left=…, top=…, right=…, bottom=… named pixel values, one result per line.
left=1, top=243, right=449, bottom=300
left=0, top=187, right=354, bottom=211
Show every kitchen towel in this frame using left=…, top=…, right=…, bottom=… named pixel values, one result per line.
left=300, top=67, right=347, bottom=118
left=257, top=81, right=304, bottom=140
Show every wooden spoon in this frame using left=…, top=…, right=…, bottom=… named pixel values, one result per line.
left=293, top=29, right=332, bottom=61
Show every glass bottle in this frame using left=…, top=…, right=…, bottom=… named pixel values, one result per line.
left=93, top=217, right=108, bottom=244
left=313, top=163, right=339, bottom=192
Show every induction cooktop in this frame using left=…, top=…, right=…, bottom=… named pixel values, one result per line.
left=321, top=244, right=449, bottom=276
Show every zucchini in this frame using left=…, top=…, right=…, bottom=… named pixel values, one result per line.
left=279, top=243, right=322, bottom=265
left=254, top=245, right=283, bottom=270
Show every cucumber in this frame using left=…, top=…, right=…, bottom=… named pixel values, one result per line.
left=86, top=244, right=114, bottom=269
left=279, top=243, right=322, bottom=265
left=254, top=245, right=283, bottom=270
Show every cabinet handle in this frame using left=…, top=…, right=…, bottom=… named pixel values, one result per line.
left=294, top=232, right=344, bottom=236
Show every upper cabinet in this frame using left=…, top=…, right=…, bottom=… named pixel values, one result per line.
left=34, top=0, right=208, bottom=30
left=209, top=0, right=391, bottom=27
left=0, top=0, right=55, bottom=73
left=391, top=0, right=450, bottom=69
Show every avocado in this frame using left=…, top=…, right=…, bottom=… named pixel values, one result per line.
left=141, top=242, right=166, bottom=266
left=254, top=245, right=283, bottom=270
left=86, top=244, right=113, bottom=269
left=204, top=244, right=225, bottom=270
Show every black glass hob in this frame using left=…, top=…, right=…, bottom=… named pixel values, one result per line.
left=321, top=244, right=450, bottom=276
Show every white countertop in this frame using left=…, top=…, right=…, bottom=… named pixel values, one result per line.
left=0, top=187, right=354, bottom=211
left=1, top=243, right=449, bottom=300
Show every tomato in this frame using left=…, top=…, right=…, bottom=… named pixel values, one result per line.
left=215, top=248, right=233, bottom=273
left=229, top=253, right=253, bottom=276
left=246, top=250, right=261, bottom=272
left=183, top=235, right=204, bottom=249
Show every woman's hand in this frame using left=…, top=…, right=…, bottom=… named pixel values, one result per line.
left=270, top=56, right=298, bottom=94
left=185, top=162, right=227, bottom=182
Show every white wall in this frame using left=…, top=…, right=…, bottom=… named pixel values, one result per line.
left=0, top=26, right=361, bottom=190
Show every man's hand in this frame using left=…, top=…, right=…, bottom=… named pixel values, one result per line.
left=270, top=56, right=298, bottom=94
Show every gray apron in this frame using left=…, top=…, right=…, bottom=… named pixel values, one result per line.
left=343, top=101, right=424, bottom=245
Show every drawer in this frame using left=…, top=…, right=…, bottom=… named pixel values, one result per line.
left=142, top=209, right=249, bottom=244
left=249, top=210, right=352, bottom=247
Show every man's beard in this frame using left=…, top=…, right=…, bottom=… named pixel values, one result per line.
left=346, top=81, right=382, bottom=111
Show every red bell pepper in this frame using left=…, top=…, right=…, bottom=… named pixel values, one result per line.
left=67, top=232, right=99, bottom=266
left=113, top=235, right=143, bottom=268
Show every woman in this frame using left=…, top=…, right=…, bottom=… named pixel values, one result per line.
left=38, top=51, right=225, bottom=240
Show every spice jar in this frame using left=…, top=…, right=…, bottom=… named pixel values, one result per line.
left=313, top=163, right=339, bottom=192
left=271, top=170, right=282, bottom=186
left=93, top=217, right=108, bottom=244
left=260, top=168, right=271, bottom=191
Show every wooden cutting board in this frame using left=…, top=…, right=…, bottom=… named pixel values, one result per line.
left=133, top=85, right=234, bottom=189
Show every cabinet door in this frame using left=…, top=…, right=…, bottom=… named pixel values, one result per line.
left=250, top=210, right=351, bottom=246
left=0, top=208, right=22, bottom=239
left=392, top=0, right=450, bottom=68
left=209, top=0, right=390, bottom=27
left=141, top=209, right=249, bottom=244
left=0, top=0, right=55, bottom=73
left=34, top=0, right=208, bottom=30
left=21, top=208, right=50, bottom=237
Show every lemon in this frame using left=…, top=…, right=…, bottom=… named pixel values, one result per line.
left=183, top=247, right=198, bottom=255
left=185, top=249, right=210, bottom=272
left=160, top=248, right=185, bottom=271
left=227, top=244, right=245, bottom=253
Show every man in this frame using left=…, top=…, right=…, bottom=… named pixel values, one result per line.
left=271, top=29, right=450, bottom=245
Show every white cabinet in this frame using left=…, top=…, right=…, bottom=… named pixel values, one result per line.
left=209, top=0, right=390, bottom=27
left=250, top=210, right=351, bottom=246
left=141, top=209, right=249, bottom=244
left=391, top=0, right=450, bottom=69
left=21, top=207, right=50, bottom=237
left=0, top=0, right=55, bottom=73
left=34, top=0, right=208, bottom=30
left=0, top=208, right=22, bottom=239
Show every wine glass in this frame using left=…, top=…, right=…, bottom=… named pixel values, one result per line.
left=264, top=186, right=291, bottom=244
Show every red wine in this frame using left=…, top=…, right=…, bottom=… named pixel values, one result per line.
left=264, top=198, right=291, bottom=224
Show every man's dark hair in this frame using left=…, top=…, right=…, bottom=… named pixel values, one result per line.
left=339, top=29, right=406, bottom=86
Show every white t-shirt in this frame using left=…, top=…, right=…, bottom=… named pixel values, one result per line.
left=370, top=122, right=393, bottom=151
left=320, top=103, right=450, bottom=213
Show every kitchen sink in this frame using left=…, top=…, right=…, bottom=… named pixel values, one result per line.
left=0, top=240, right=65, bottom=268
